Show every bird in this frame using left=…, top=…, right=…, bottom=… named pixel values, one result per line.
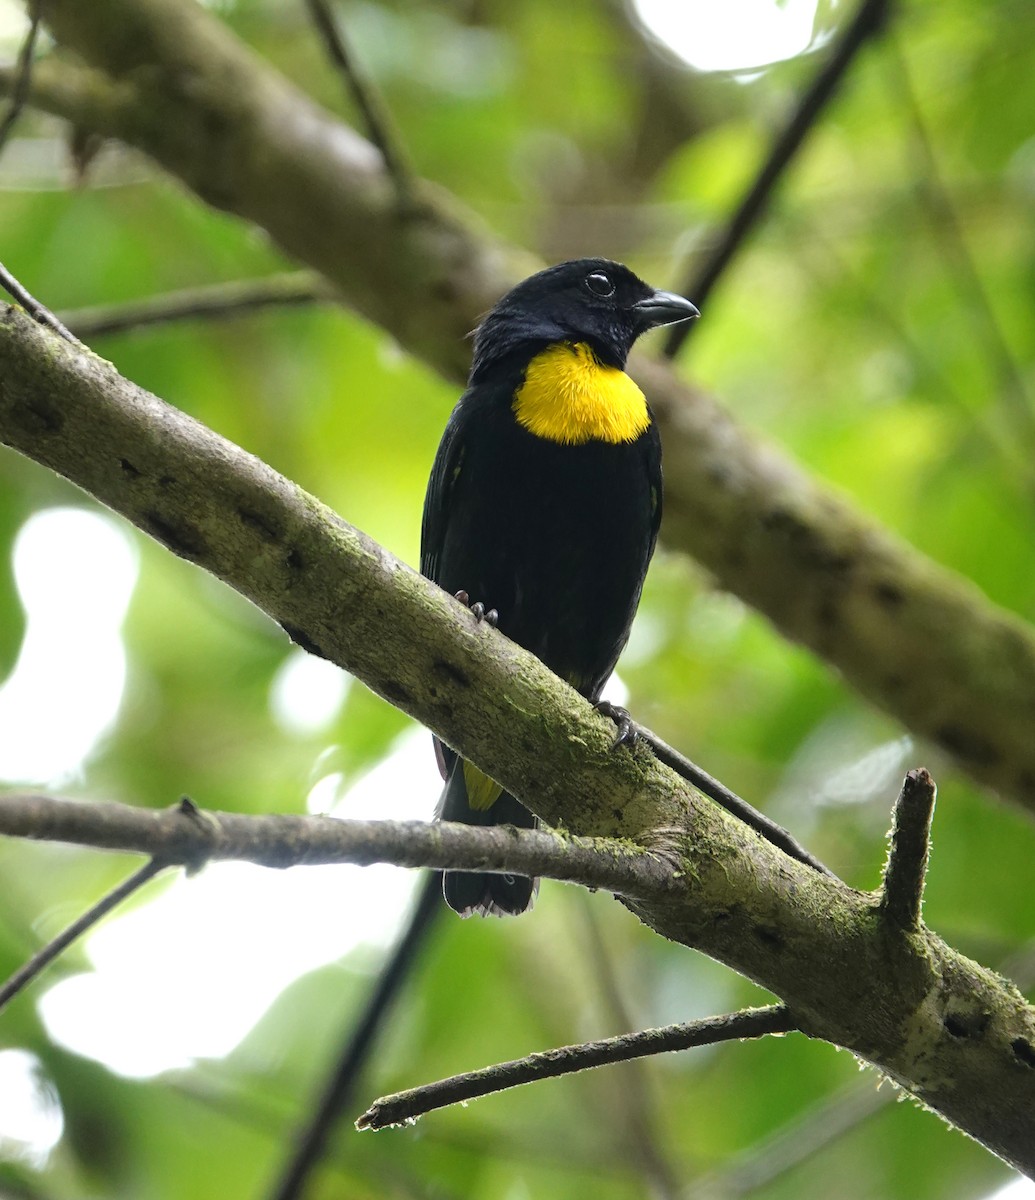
left=421, top=258, right=699, bottom=917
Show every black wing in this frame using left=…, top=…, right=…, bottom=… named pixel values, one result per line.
left=643, top=409, right=663, bottom=561
left=422, top=401, right=468, bottom=785
left=420, top=398, right=469, bottom=585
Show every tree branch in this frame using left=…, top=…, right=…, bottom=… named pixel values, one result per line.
left=694, top=937, right=1035, bottom=1197
left=0, top=0, right=41, bottom=153
left=1, top=314, right=1035, bottom=1170
left=59, top=272, right=332, bottom=338
left=9, top=0, right=1035, bottom=819
left=356, top=1006, right=796, bottom=1130
left=880, top=767, right=936, bottom=931
left=302, top=0, right=413, bottom=207
left=0, top=260, right=78, bottom=343
left=0, top=794, right=682, bottom=901
left=625, top=716, right=834, bottom=876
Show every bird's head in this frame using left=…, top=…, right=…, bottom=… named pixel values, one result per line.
left=470, top=258, right=699, bottom=381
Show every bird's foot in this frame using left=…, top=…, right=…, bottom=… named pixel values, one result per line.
left=454, top=590, right=498, bottom=627
left=595, top=701, right=640, bottom=749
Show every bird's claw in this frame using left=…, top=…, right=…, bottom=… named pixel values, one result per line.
left=455, top=591, right=498, bottom=627
left=595, top=701, right=640, bottom=749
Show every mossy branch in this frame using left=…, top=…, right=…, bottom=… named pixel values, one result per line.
left=880, top=767, right=937, bottom=930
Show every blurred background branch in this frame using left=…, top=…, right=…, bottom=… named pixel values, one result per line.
left=664, top=0, right=892, bottom=357
left=59, top=272, right=333, bottom=339
left=302, top=0, right=413, bottom=207
left=0, top=0, right=37, bottom=152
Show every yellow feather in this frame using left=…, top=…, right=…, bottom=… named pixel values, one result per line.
left=512, top=342, right=650, bottom=445
left=463, top=760, right=503, bottom=812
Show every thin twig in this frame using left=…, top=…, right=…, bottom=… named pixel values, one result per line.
left=303, top=0, right=413, bottom=207
left=0, top=260, right=80, bottom=345
left=880, top=768, right=936, bottom=931
left=664, top=0, right=892, bottom=358
left=60, top=272, right=332, bottom=339
left=628, top=720, right=836, bottom=877
left=0, top=0, right=41, bottom=156
left=0, top=858, right=166, bottom=1014
left=269, top=871, right=442, bottom=1200
left=0, top=794, right=684, bottom=901
left=885, top=38, right=1035, bottom=443
left=357, top=1005, right=795, bottom=1130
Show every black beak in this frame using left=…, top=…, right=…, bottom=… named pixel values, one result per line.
left=633, top=289, right=700, bottom=329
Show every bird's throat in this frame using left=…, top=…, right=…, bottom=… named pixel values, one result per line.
left=512, top=342, right=650, bottom=445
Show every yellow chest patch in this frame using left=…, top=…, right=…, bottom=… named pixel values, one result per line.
left=512, top=342, right=650, bottom=445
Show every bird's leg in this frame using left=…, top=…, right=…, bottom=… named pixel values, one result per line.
left=453, top=590, right=499, bottom=627
left=594, top=700, right=639, bottom=749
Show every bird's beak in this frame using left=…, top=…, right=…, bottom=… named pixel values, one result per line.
left=633, top=290, right=700, bottom=328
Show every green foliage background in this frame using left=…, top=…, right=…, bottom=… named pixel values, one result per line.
left=2, top=0, right=1035, bottom=1196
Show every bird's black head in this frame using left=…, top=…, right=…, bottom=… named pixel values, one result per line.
left=470, top=258, right=699, bottom=382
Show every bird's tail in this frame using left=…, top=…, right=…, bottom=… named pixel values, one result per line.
left=435, top=752, right=538, bottom=917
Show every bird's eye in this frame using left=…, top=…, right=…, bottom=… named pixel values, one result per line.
left=585, top=271, right=615, bottom=298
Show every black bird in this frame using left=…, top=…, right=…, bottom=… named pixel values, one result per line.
left=421, top=258, right=699, bottom=916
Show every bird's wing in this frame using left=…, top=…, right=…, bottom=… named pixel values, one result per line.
left=420, top=398, right=468, bottom=584
left=646, top=413, right=663, bottom=556
left=422, top=398, right=478, bottom=783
